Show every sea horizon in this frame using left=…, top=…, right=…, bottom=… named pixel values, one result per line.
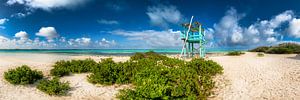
left=0, top=48, right=248, bottom=55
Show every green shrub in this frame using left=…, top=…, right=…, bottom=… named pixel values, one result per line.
left=130, top=51, right=168, bottom=61
left=88, top=58, right=139, bottom=85
left=37, top=77, right=70, bottom=96
left=45, top=51, right=223, bottom=99
left=257, top=53, right=264, bottom=57
left=130, top=52, right=145, bottom=60
left=4, top=65, right=43, bottom=85
left=249, top=46, right=269, bottom=52
left=250, top=43, right=300, bottom=54
left=50, top=59, right=97, bottom=77
left=226, top=51, right=245, bottom=56
left=117, top=58, right=223, bottom=99
left=266, top=47, right=293, bottom=54
left=161, top=58, right=185, bottom=68
left=88, top=58, right=118, bottom=85
left=188, top=58, right=223, bottom=76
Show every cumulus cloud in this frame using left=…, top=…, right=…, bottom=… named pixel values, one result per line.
left=288, top=18, right=300, bottom=38
left=67, top=37, right=91, bottom=46
left=211, top=8, right=296, bottom=47
left=96, top=38, right=116, bottom=48
left=0, top=18, right=9, bottom=25
left=97, top=19, right=119, bottom=25
left=146, top=5, right=182, bottom=28
left=15, top=31, right=29, bottom=40
left=0, top=35, right=57, bottom=49
left=36, top=27, right=59, bottom=42
left=0, top=18, right=9, bottom=29
left=0, top=36, right=9, bottom=42
left=110, top=29, right=181, bottom=48
left=7, top=0, right=90, bottom=11
left=266, top=37, right=277, bottom=43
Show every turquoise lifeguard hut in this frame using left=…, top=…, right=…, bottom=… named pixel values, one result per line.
left=180, top=16, right=206, bottom=58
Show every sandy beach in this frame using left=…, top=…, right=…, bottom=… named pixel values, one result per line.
left=210, top=52, right=300, bottom=100
left=0, top=52, right=299, bottom=100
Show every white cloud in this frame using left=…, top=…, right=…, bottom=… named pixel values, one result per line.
left=0, top=35, right=57, bottom=49
left=97, top=38, right=116, bottom=47
left=67, top=37, right=91, bottom=46
left=266, top=37, right=277, bottom=43
left=213, top=8, right=246, bottom=46
left=97, top=19, right=119, bottom=25
left=211, top=8, right=296, bottom=47
left=0, top=18, right=9, bottom=29
left=111, top=29, right=181, bottom=48
left=288, top=18, right=300, bottom=38
left=36, top=27, right=59, bottom=42
left=146, top=5, right=182, bottom=28
left=0, top=18, right=9, bottom=25
left=10, top=12, right=32, bottom=18
left=15, top=31, right=29, bottom=40
left=0, top=36, right=9, bottom=42
left=7, top=0, right=90, bottom=11
left=59, top=37, right=66, bottom=42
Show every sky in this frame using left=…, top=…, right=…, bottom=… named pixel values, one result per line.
left=0, top=0, right=300, bottom=49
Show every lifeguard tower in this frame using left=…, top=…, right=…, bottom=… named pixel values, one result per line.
left=180, top=16, right=206, bottom=58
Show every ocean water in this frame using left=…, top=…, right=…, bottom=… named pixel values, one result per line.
left=0, top=48, right=247, bottom=56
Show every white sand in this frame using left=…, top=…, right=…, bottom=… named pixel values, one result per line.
left=0, top=52, right=299, bottom=100
left=209, top=52, right=300, bottom=100
left=0, top=53, right=130, bottom=100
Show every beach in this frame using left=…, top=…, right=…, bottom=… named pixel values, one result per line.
left=210, top=52, right=300, bottom=100
left=0, top=52, right=299, bottom=100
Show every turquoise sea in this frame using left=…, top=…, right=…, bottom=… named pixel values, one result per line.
left=0, top=48, right=248, bottom=55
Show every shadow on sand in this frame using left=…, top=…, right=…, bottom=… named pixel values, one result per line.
left=288, top=54, right=300, bottom=60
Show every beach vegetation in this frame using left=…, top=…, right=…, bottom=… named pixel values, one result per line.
left=250, top=43, right=300, bottom=54
left=130, top=51, right=168, bottom=61
left=257, top=53, right=264, bottom=57
left=37, top=77, right=70, bottom=96
left=4, top=65, right=43, bottom=85
left=89, top=51, right=222, bottom=99
left=226, top=51, right=245, bottom=56
left=249, top=46, right=269, bottom=52
left=50, top=59, right=97, bottom=77
left=46, top=51, right=223, bottom=99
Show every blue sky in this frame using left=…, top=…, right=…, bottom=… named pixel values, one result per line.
left=0, top=0, right=300, bottom=49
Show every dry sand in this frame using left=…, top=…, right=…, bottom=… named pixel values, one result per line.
left=0, top=53, right=130, bottom=100
left=210, top=52, right=300, bottom=100
left=0, top=52, right=299, bottom=100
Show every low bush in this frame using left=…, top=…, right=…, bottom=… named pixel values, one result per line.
left=249, top=46, right=269, bottom=52
left=161, top=58, right=185, bottom=67
left=116, top=52, right=223, bottom=99
left=130, top=51, right=168, bottom=61
left=226, top=51, right=245, bottom=56
left=37, top=77, right=70, bottom=96
left=45, top=51, right=223, bottom=99
left=266, top=47, right=293, bottom=54
left=4, top=65, right=43, bottom=85
left=250, top=43, right=300, bottom=54
left=188, top=58, right=223, bottom=76
left=257, top=53, right=264, bottom=57
left=50, top=59, right=97, bottom=77
left=88, top=58, right=120, bottom=85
